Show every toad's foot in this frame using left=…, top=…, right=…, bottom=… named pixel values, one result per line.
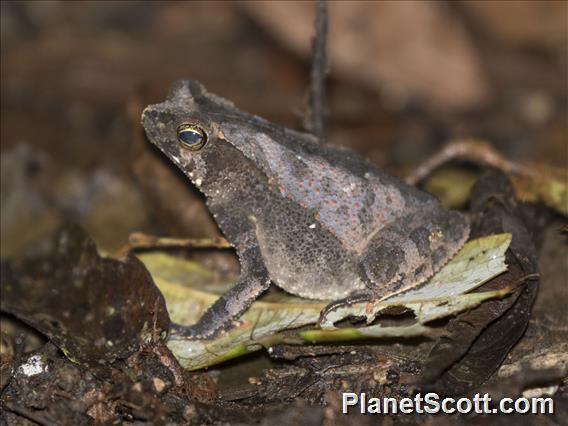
left=318, top=291, right=374, bottom=328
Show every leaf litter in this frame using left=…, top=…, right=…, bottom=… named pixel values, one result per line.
left=139, top=233, right=512, bottom=370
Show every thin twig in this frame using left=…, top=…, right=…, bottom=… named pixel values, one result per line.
left=304, top=0, right=328, bottom=142
left=114, top=232, right=232, bottom=257
left=3, top=403, right=53, bottom=426
left=405, top=139, right=521, bottom=185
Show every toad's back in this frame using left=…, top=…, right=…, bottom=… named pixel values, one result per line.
left=217, top=119, right=439, bottom=254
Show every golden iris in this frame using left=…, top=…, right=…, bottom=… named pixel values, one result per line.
left=177, top=124, right=207, bottom=150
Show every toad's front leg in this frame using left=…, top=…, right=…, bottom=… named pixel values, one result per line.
left=170, top=245, right=270, bottom=340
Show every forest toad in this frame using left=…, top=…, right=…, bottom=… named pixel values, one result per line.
left=142, top=80, right=470, bottom=339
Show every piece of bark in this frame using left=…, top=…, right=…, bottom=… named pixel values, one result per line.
left=421, top=171, right=539, bottom=395
left=0, top=224, right=170, bottom=371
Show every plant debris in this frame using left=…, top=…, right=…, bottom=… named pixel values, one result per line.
left=141, top=233, right=512, bottom=370
left=1, top=2, right=565, bottom=424
left=1, top=225, right=170, bottom=370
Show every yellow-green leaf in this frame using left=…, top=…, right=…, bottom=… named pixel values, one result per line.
left=138, top=233, right=512, bottom=370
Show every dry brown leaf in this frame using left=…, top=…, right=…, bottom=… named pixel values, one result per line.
left=240, top=1, right=489, bottom=110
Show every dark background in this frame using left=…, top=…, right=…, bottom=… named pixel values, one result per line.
left=1, top=2, right=567, bottom=423
left=2, top=1, right=566, bottom=258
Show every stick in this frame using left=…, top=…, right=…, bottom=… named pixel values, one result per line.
left=304, top=0, right=328, bottom=142
left=405, top=139, right=524, bottom=185
left=114, top=232, right=231, bottom=258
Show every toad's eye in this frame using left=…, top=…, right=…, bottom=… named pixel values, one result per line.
left=177, top=123, right=208, bottom=150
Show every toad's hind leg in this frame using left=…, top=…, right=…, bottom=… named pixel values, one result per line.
left=359, top=208, right=469, bottom=298
left=170, top=245, right=270, bottom=340
left=318, top=208, right=469, bottom=326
